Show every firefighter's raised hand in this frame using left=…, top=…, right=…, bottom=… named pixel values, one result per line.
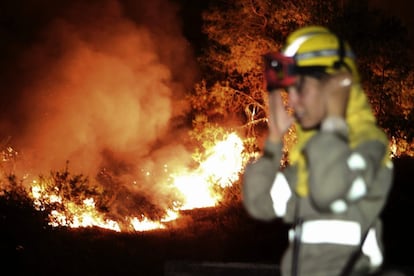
left=268, top=90, right=294, bottom=143
left=322, top=71, right=353, bottom=118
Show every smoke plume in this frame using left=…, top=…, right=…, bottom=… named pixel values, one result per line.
left=0, top=0, right=198, bottom=220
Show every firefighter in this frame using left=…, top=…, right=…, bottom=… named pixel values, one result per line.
left=242, top=25, right=394, bottom=276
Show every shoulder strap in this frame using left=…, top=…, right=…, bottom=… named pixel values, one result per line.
left=339, top=228, right=371, bottom=276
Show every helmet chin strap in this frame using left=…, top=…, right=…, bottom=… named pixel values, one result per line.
left=333, top=37, right=353, bottom=73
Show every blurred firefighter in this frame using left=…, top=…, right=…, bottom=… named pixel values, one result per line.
left=242, top=26, right=394, bottom=276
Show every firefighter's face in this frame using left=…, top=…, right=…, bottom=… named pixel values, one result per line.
left=287, top=75, right=326, bottom=129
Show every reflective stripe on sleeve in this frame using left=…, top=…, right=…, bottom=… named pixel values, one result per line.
left=347, top=153, right=367, bottom=170
left=330, top=199, right=348, bottom=213
left=290, top=220, right=361, bottom=245
left=270, top=172, right=292, bottom=217
left=347, top=176, right=367, bottom=201
left=362, top=228, right=383, bottom=268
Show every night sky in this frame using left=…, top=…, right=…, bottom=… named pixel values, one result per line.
left=371, top=0, right=414, bottom=40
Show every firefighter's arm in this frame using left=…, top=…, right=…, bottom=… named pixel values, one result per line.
left=242, top=140, right=291, bottom=220
left=303, top=132, right=387, bottom=213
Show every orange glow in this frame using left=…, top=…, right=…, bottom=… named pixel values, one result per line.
left=173, top=132, right=245, bottom=210
left=21, top=131, right=252, bottom=232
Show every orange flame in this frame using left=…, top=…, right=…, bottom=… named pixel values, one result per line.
left=173, top=133, right=245, bottom=210
left=25, top=131, right=251, bottom=232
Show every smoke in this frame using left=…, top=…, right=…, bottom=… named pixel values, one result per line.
left=0, top=0, right=198, bottom=218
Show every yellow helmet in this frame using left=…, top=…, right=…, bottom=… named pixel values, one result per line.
left=282, top=25, right=359, bottom=79
left=264, top=25, right=359, bottom=90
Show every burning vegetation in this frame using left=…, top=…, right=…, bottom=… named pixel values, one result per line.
left=1, top=0, right=413, bottom=233
left=1, top=127, right=253, bottom=232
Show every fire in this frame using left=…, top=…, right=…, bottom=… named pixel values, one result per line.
left=173, top=133, right=245, bottom=210
left=31, top=182, right=122, bottom=232
left=18, top=131, right=251, bottom=232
